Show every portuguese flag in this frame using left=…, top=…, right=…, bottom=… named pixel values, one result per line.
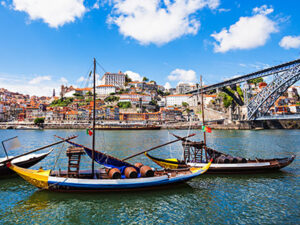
left=202, top=125, right=212, bottom=133
left=86, top=128, right=93, bottom=136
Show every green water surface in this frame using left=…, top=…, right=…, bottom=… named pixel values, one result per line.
left=0, top=129, right=299, bottom=224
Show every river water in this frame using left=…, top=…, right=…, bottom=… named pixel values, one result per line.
left=0, top=129, right=299, bottom=224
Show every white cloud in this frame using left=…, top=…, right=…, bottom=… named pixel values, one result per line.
left=279, top=35, right=300, bottom=49
left=0, top=74, right=60, bottom=96
left=1, top=1, right=6, bottom=7
left=60, top=77, right=68, bottom=83
left=218, top=8, right=230, bottom=13
left=12, top=0, right=86, bottom=28
left=211, top=5, right=278, bottom=53
left=107, top=0, right=220, bottom=45
left=168, top=69, right=197, bottom=83
left=239, top=62, right=270, bottom=70
left=125, top=70, right=142, bottom=81
left=29, top=75, right=51, bottom=84
left=77, top=76, right=85, bottom=82
left=252, top=5, right=274, bottom=15
left=93, top=0, right=100, bottom=9
left=164, top=82, right=172, bottom=90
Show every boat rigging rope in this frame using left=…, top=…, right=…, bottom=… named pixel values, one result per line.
left=167, top=129, right=172, bottom=158
left=51, top=142, right=66, bottom=171
left=96, top=61, right=107, bottom=73
left=182, top=115, right=193, bottom=160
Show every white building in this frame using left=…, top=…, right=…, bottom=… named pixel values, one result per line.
left=75, top=88, right=92, bottom=96
left=204, top=94, right=217, bottom=106
left=101, top=71, right=125, bottom=88
left=176, top=83, right=195, bottom=94
left=64, top=90, right=76, bottom=98
left=165, top=94, right=192, bottom=106
left=119, top=93, right=151, bottom=104
left=96, top=85, right=116, bottom=95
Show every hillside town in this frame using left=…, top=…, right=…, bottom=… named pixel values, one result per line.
left=1, top=71, right=300, bottom=127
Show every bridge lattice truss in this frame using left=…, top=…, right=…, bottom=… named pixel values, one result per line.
left=247, top=64, right=300, bottom=120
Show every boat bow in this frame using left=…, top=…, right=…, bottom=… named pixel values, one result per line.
left=7, top=163, right=50, bottom=189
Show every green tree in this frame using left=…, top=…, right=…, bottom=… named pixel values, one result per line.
left=248, top=77, right=264, bottom=84
left=86, top=91, right=92, bottom=96
left=125, top=74, right=132, bottom=83
left=143, top=77, right=149, bottom=82
left=73, top=93, right=82, bottom=97
left=182, top=102, right=189, bottom=107
left=104, top=96, right=120, bottom=102
left=149, top=100, right=157, bottom=106
left=117, top=101, right=132, bottom=108
left=50, top=97, right=74, bottom=107
left=219, top=92, right=233, bottom=108
left=34, top=117, right=45, bottom=128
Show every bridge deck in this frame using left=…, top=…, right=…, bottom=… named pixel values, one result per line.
left=187, top=58, right=300, bottom=94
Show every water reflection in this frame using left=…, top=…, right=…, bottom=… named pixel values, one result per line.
left=0, top=129, right=299, bottom=224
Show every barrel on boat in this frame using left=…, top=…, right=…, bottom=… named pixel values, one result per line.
left=124, top=167, right=138, bottom=178
left=134, top=162, right=143, bottom=168
left=216, top=155, right=230, bottom=163
left=235, top=157, right=247, bottom=163
left=226, top=156, right=238, bottom=163
left=140, top=166, right=154, bottom=177
left=108, top=168, right=121, bottom=179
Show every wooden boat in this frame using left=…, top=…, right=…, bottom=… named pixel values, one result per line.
left=7, top=159, right=211, bottom=192
left=145, top=152, right=187, bottom=170
left=185, top=141, right=295, bottom=173
left=0, top=150, right=52, bottom=178
left=6, top=58, right=211, bottom=192
left=145, top=140, right=295, bottom=174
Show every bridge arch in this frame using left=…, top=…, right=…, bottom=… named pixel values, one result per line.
left=247, top=64, right=300, bottom=120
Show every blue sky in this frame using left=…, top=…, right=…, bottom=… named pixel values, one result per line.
left=0, top=0, right=300, bottom=96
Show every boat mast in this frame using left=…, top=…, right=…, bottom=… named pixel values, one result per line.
left=200, top=75, right=208, bottom=161
left=92, top=58, right=96, bottom=177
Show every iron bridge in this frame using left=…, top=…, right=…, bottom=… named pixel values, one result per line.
left=186, top=59, right=300, bottom=120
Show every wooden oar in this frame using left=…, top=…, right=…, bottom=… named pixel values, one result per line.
left=122, top=133, right=196, bottom=161
left=2, top=135, right=77, bottom=164
left=171, top=133, right=191, bottom=141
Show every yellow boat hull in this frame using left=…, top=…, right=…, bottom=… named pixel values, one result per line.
left=7, top=163, right=50, bottom=189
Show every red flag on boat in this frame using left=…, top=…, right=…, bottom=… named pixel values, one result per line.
left=86, top=129, right=93, bottom=136
left=202, top=126, right=212, bottom=133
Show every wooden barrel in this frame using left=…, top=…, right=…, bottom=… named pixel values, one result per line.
left=124, top=167, right=138, bottom=178
left=217, top=155, right=229, bottom=163
left=232, top=157, right=238, bottom=163
left=225, top=156, right=237, bottom=163
left=235, top=157, right=247, bottom=163
left=108, top=168, right=121, bottom=179
left=134, top=162, right=143, bottom=168
left=140, top=166, right=154, bottom=177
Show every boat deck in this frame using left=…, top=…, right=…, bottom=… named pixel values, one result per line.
left=50, top=168, right=193, bottom=179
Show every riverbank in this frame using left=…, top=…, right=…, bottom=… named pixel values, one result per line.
left=1, top=119, right=300, bottom=130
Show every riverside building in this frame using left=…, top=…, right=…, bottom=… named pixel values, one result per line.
left=165, top=94, right=192, bottom=106
left=96, top=85, right=116, bottom=96
left=101, top=71, right=125, bottom=88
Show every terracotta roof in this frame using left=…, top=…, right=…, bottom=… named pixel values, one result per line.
left=76, top=87, right=92, bottom=91
left=97, top=85, right=115, bottom=87
left=66, top=111, right=78, bottom=115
